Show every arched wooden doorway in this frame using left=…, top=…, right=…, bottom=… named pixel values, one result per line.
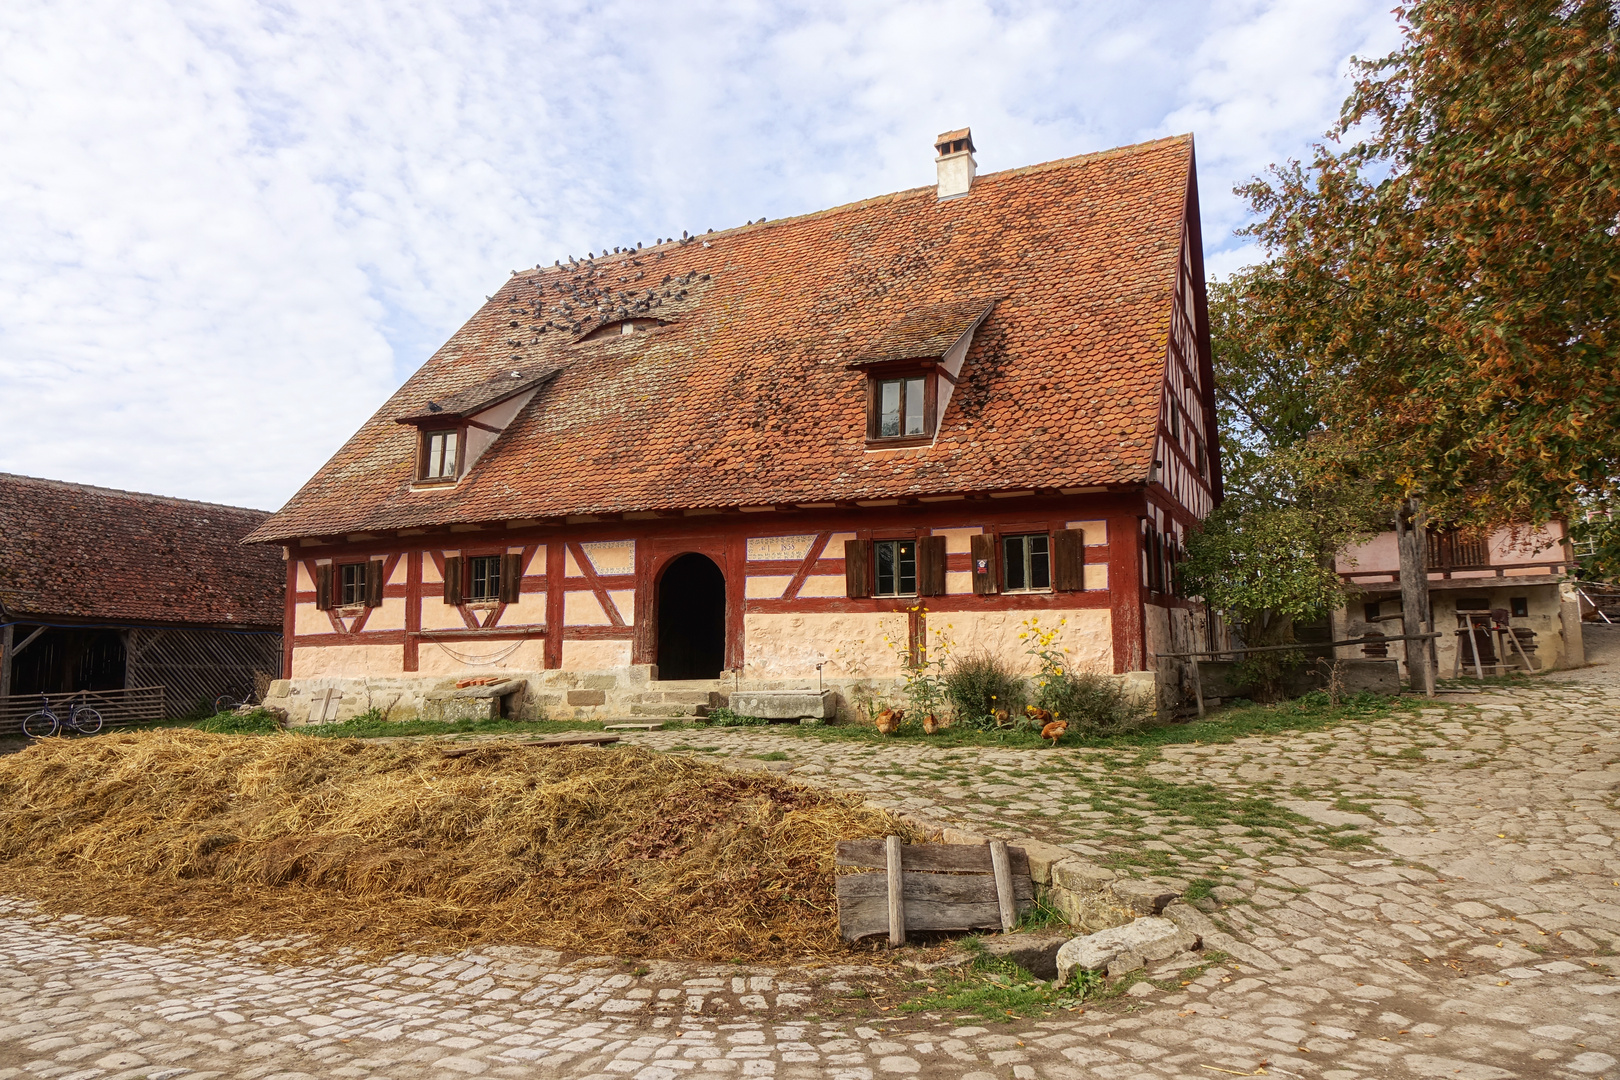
left=655, top=553, right=727, bottom=680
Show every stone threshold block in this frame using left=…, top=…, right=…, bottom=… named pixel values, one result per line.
left=728, top=689, right=835, bottom=720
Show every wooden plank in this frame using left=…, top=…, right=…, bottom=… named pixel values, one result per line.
left=835, top=840, right=1031, bottom=877
left=989, top=840, right=1016, bottom=933
left=886, top=835, right=905, bottom=946
left=837, top=871, right=1034, bottom=941
left=440, top=732, right=621, bottom=757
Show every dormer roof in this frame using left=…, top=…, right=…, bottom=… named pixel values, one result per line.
left=849, top=298, right=997, bottom=367
left=394, top=365, right=562, bottom=426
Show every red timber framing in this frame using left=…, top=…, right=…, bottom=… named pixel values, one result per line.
left=284, top=490, right=1182, bottom=676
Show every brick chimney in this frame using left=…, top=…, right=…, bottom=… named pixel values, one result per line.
left=935, top=127, right=976, bottom=200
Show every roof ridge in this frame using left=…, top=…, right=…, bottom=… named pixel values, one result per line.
left=0, top=471, right=273, bottom=516
left=511, top=133, right=1194, bottom=281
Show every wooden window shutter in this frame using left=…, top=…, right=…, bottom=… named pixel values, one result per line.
left=1053, top=529, right=1086, bottom=592
left=844, top=539, right=873, bottom=599
left=917, top=535, right=947, bottom=597
left=365, top=560, right=384, bottom=608
left=315, top=564, right=333, bottom=611
left=500, top=553, right=523, bottom=603
left=443, top=556, right=463, bottom=605
left=969, top=534, right=997, bottom=595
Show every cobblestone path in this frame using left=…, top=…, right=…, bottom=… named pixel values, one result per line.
left=4, top=651, right=1620, bottom=1078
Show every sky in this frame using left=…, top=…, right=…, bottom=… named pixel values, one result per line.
left=0, top=0, right=1403, bottom=512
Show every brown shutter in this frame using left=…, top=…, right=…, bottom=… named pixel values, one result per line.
left=365, top=560, right=384, bottom=607
left=315, top=564, right=333, bottom=610
left=844, top=539, right=873, bottom=599
left=1053, top=529, right=1086, bottom=592
left=917, top=535, right=947, bottom=596
left=500, top=553, right=523, bottom=603
left=969, top=534, right=997, bottom=595
left=443, top=556, right=463, bottom=605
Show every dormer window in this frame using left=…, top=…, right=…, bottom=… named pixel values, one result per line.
left=878, top=376, right=927, bottom=438
left=580, top=318, right=668, bottom=342
left=421, top=429, right=461, bottom=482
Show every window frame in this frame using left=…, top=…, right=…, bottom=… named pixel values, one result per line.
left=1000, top=532, right=1053, bottom=593
left=873, top=538, right=919, bottom=597
left=418, top=425, right=466, bottom=484
left=338, top=562, right=369, bottom=607
left=467, top=554, right=504, bottom=603
left=864, top=365, right=938, bottom=448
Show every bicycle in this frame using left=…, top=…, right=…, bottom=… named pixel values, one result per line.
left=212, top=686, right=260, bottom=714
left=22, top=694, right=104, bottom=738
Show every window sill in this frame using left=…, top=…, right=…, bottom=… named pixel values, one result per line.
left=467, top=600, right=501, bottom=610
left=865, top=435, right=932, bottom=450
left=1002, top=588, right=1052, bottom=595
left=411, top=478, right=459, bottom=491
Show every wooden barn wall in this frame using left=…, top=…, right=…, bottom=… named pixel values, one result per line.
left=125, top=627, right=284, bottom=716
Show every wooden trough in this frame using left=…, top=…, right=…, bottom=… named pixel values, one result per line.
left=835, top=836, right=1033, bottom=944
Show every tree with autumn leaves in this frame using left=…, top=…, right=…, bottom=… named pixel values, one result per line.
left=1184, top=0, right=1620, bottom=643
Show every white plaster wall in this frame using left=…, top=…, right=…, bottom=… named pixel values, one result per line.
left=296, top=563, right=315, bottom=591
left=941, top=609, right=1113, bottom=676
left=799, top=575, right=846, bottom=597
left=417, top=639, right=548, bottom=676
left=366, top=596, right=407, bottom=632
left=524, top=546, right=547, bottom=576
left=1065, top=520, right=1108, bottom=547
left=607, top=590, right=634, bottom=622
left=293, top=602, right=330, bottom=636
left=932, top=527, right=982, bottom=553
left=292, top=644, right=405, bottom=678
left=578, top=540, right=634, bottom=576
left=1084, top=565, right=1109, bottom=590
left=504, top=591, right=547, bottom=624
left=946, top=571, right=972, bottom=594
left=564, top=591, right=610, bottom=625
left=387, top=560, right=408, bottom=586
left=746, top=575, right=793, bottom=599
left=743, top=611, right=910, bottom=680
left=564, top=639, right=632, bottom=670
left=421, top=599, right=468, bottom=631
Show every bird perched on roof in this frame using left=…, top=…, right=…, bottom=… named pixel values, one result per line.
left=1041, top=719, right=1068, bottom=746
left=872, top=708, right=903, bottom=735
left=922, top=714, right=940, bottom=735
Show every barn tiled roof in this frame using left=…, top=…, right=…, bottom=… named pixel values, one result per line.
left=249, top=135, right=1196, bottom=543
left=0, top=473, right=284, bottom=627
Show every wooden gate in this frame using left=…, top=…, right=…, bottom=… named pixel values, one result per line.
left=0, top=685, right=165, bottom=735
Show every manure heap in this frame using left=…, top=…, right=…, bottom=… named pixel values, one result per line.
left=0, top=729, right=911, bottom=959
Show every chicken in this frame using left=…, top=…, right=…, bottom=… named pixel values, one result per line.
left=922, top=713, right=940, bottom=735
left=872, top=708, right=904, bottom=735
left=992, top=709, right=1010, bottom=729
left=1026, top=705, right=1054, bottom=726
left=1041, top=719, right=1068, bottom=747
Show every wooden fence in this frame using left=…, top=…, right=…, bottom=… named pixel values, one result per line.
left=0, top=685, right=165, bottom=735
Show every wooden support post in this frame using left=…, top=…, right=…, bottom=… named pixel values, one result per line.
left=1421, top=620, right=1436, bottom=697
left=1189, top=656, right=1205, bottom=718
left=989, top=840, right=1016, bottom=933
left=0, top=623, right=11, bottom=701
left=885, top=835, right=905, bottom=947
left=1465, top=618, right=1485, bottom=680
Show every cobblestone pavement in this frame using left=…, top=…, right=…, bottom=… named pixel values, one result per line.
left=4, top=636, right=1619, bottom=1078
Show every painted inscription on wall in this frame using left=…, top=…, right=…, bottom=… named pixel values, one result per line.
left=746, top=534, right=816, bottom=562
left=580, top=540, right=635, bottom=576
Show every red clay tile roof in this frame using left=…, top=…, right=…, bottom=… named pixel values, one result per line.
left=249, top=135, right=1197, bottom=543
left=396, top=364, right=562, bottom=424
left=0, top=473, right=284, bottom=626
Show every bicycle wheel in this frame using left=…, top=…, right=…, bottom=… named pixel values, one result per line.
left=71, top=707, right=103, bottom=735
left=213, top=694, right=239, bottom=714
left=22, top=711, right=58, bottom=738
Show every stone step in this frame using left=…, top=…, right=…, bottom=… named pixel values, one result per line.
left=630, top=703, right=708, bottom=717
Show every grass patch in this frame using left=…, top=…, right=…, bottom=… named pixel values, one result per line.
left=1183, top=878, right=1216, bottom=902
left=898, top=954, right=1102, bottom=1020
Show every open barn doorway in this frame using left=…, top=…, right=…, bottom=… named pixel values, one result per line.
left=656, top=553, right=726, bottom=680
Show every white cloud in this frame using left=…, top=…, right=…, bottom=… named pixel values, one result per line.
left=0, top=0, right=1398, bottom=510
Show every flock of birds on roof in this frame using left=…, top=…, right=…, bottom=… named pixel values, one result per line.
left=870, top=705, right=1068, bottom=745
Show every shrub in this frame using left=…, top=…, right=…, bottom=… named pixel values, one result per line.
left=705, top=707, right=769, bottom=727
left=192, top=708, right=283, bottom=736
left=1034, top=669, right=1152, bottom=737
left=945, top=650, right=1028, bottom=728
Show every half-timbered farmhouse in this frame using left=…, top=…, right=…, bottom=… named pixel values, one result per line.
left=247, top=131, right=1220, bottom=723
left=0, top=473, right=285, bottom=721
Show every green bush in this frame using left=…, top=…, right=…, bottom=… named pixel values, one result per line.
left=704, top=707, right=770, bottom=727
left=193, top=708, right=283, bottom=735
left=1034, top=670, right=1151, bottom=737
left=945, top=650, right=1028, bottom=729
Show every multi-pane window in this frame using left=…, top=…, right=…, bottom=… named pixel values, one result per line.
left=423, top=430, right=459, bottom=480
left=876, top=377, right=927, bottom=438
left=874, top=540, right=917, bottom=596
left=340, top=563, right=368, bottom=605
left=468, top=556, right=502, bottom=601
left=1002, top=534, right=1051, bottom=592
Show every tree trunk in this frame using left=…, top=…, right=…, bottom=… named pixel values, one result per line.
left=1395, top=497, right=1435, bottom=696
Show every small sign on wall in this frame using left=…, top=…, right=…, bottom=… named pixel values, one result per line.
left=747, top=535, right=817, bottom=562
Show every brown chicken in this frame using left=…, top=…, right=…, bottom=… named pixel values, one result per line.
left=872, top=708, right=904, bottom=735
left=1026, top=705, right=1054, bottom=726
left=1041, top=719, right=1068, bottom=746
left=992, top=709, right=1010, bottom=728
left=922, top=714, right=940, bottom=735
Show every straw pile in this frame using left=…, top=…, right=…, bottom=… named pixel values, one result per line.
left=0, top=729, right=915, bottom=960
